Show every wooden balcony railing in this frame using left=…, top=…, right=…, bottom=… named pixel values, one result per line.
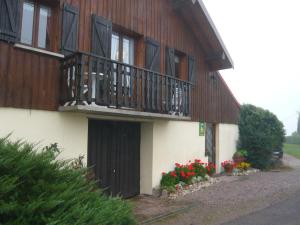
left=60, top=52, right=192, bottom=117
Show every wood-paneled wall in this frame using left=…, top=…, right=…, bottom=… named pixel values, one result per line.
left=0, top=42, right=60, bottom=110
left=0, top=0, right=240, bottom=124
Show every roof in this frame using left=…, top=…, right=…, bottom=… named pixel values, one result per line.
left=196, top=0, right=234, bottom=68
left=173, top=0, right=234, bottom=70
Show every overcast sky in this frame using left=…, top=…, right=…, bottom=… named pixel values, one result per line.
left=202, top=0, right=300, bottom=135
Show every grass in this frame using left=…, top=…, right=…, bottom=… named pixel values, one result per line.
left=284, top=143, right=300, bottom=159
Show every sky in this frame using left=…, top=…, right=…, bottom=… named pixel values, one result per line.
left=202, top=0, right=300, bottom=135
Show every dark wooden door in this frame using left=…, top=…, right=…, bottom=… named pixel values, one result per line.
left=205, top=123, right=216, bottom=165
left=88, top=120, right=140, bottom=198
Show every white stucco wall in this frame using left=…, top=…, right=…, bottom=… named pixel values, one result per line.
left=216, top=123, right=239, bottom=172
left=1, top=108, right=239, bottom=195
left=0, top=108, right=88, bottom=162
left=140, top=122, right=154, bottom=194
left=140, top=122, right=239, bottom=194
left=143, top=121, right=207, bottom=192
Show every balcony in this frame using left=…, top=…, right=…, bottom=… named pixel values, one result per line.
left=60, top=52, right=192, bottom=119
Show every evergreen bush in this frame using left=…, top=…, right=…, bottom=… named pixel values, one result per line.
left=0, top=137, right=136, bottom=225
left=238, top=104, right=285, bottom=169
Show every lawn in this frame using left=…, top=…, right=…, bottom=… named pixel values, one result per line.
left=284, top=143, right=300, bottom=159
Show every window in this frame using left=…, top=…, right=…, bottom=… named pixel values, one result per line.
left=20, top=0, right=53, bottom=50
left=111, top=32, right=135, bottom=65
left=111, top=32, right=135, bottom=94
left=174, top=54, right=180, bottom=78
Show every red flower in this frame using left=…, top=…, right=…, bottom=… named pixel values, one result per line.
left=175, top=163, right=182, bottom=168
left=162, top=172, right=166, bottom=175
left=170, top=171, right=177, bottom=177
left=180, top=171, right=185, bottom=177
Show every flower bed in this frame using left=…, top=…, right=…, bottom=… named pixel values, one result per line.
left=159, top=158, right=260, bottom=199
left=231, top=168, right=260, bottom=176
left=167, top=176, right=220, bottom=199
left=221, top=160, right=259, bottom=176
left=160, top=159, right=217, bottom=198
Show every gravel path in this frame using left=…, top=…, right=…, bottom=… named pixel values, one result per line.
left=134, top=155, right=300, bottom=225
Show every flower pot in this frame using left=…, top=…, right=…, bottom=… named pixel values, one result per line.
left=225, top=166, right=234, bottom=174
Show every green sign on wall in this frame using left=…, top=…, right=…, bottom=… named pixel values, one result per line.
left=199, top=122, right=206, bottom=136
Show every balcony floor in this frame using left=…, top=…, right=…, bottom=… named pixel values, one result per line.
left=59, top=105, right=191, bottom=121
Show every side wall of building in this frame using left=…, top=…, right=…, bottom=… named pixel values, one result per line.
left=152, top=121, right=207, bottom=190
left=0, top=108, right=239, bottom=195
left=140, top=120, right=208, bottom=194
left=216, top=123, right=239, bottom=173
left=0, top=108, right=88, bottom=161
left=0, top=0, right=240, bottom=125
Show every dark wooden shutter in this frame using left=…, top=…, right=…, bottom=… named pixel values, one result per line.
left=91, top=15, right=112, bottom=58
left=0, top=0, right=20, bottom=42
left=165, top=47, right=175, bottom=77
left=188, top=55, right=196, bottom=83
left=61, top=3, right=79, bottom=55
left=145, top=38, right=160, bottom=72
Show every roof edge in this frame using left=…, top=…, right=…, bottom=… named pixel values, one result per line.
left=194, top=0, right=234, bottom=69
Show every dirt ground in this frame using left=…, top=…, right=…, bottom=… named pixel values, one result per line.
left=132, top=155, right=300, bottom=225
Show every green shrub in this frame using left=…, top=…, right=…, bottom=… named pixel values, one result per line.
left=0, top=137, right=135, bottom=225
left=232, top=149, right=248, bottom=163
left=238, top=104, right=285, bottom=169
left=160, top=171, right=179, bottom=188
left=191, top=161, right=207, bottom=178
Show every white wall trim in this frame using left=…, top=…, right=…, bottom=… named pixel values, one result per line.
left=14, top=43, right=65, bottom=59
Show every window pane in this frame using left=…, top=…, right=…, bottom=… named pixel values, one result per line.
left=38, top=6, right=51, bottom=49
left=111, top=34, right=119, bottom=61
left=122, top=37, right=134, bottom=65
left=21, top=1, right=34, bottom=45
left=174, top=55, right=180, bottom=78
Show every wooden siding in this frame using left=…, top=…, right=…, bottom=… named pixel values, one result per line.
left=0, top=0, right=240, bottom=124
left=0, top=42, right=60, bottom=110
left=192, top=71, right=240, bottom=124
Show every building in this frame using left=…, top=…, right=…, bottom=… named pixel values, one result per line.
left=0, top=0, right=240, bottom=198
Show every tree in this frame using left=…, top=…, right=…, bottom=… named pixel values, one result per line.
left=238, top=104, right=285, bottom=169
left=297, top=112, right=300, bottom=134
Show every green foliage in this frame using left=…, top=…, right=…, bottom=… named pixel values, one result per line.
left=237, top=149, right=248, bottom=157
left=297, top=113, right=300, bottom=135
left=191, top=162, right=207, bottom=178
left=284, top=143, right=300, bottom=159
left=285, top=132, right=300, bottom=145
left=0, top=137, right=135, bottom=225
left=160, top=172, right=179, bottom=188
left=238, top=104, right=285, bottom=169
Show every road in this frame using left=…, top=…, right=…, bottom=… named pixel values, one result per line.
left=135, top=155, right=300, bottom=225
left=222, top=190, right=300, bottom=225
left=153, top=155, right=300, bottom=225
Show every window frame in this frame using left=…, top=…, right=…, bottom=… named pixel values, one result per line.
left=174, top=50, right=187, bottom=80
left=111, top=31, right=135, bottom=66
left=20, top=0, right=55, bottom=51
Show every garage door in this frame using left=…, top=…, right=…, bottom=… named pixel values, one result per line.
left=88, top=120, right=140, bottom=198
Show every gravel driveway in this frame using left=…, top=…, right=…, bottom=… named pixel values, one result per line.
left=133, top=155, right=300, bottom=225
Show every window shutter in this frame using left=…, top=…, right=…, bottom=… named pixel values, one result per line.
left=0, top=0, right=20, bottom=42
left=61, top=3, right=79, bottom=55
left=91, top=15, right=112, bottom=58
left=165, top=47, right=175, bottom=77
left=188, top=55, right=196, bottom=83
left=145, top=38, right=160, bottom=72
